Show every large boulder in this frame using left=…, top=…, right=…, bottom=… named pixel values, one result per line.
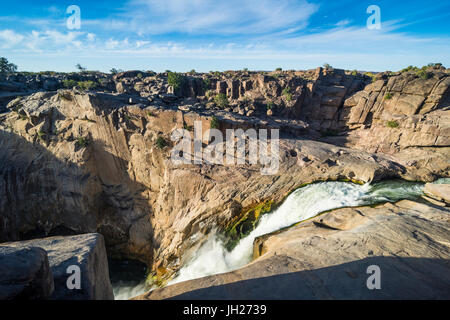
left=1, top=233, right=114, bottom=300
left=0, top=246, right=54, bottom=300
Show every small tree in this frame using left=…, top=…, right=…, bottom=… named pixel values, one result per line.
left=76, top=63, right=87, bottom=72
left=210, top=116, right=220, bottom=129
left=110, top=68, right=123, bottom=75
left=214, top=93, right=229, bottom=108
left=168, top=72, right=185, bottom=91
left=323, top=63, right=332, bottom=69
left=0, top=57, right=18, bottom=73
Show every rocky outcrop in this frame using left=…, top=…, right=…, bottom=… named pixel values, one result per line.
left=0, top=233, right=113, bottom=300
left=0, top=246, right=54, bottom=300
left=0, top=66, right=449, bottom=286
left=0, top=89, right=421, bottom=274
left=138, top=199, right=450, bottom=300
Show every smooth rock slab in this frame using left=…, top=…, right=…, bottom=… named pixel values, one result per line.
left=424, top=183, right=450, bottom=204
left=0, top=246, right=54, bottom=300
left=0, top=233, right=114, bottom=300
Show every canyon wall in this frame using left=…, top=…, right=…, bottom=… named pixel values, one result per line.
left=0, top=66, right=448, bottom=282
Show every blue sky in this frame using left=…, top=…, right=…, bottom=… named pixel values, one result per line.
left=1, top=0, right=449, bottom=72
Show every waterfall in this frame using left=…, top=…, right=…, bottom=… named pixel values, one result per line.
left=113, top=179, right=425, bottom=299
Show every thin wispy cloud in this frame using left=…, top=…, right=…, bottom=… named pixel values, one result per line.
left=111, top=0, right=319, bottom=35
left=0, top=0, right=448, bottom=72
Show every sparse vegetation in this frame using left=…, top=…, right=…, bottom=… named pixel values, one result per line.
left=323, top=63, right=332, bottom=69
left=62, top=79, right=78, bottom=89
left=210, top=116, right=220, bottom=129
left=76, top=136, right=89, bottom=148
left=387, top=120, right=399, bottom=128
left=282, top=87, right=292, bottom=101
left=167, top=72, right=186, bottom=91
left=77, top=81, right=98, bottom=91
left=384, top=92, right=393, bottom=100
left=214, top=93, right=229, bottom=108
left=205, top=90, right=214, bottom=98
left=416, top=69, right=430, bottom=80
left=427, top=63, right=442, bottom=68
left=365, top=72, right=377, bottom=82
left=155, top=136, right=168, bottom=149
left=400, top=65, right=419, bottom=73
left=203, top=78, right=211, bottom=90
left=266, top=101, right=274, bottom=110
left=37, top=130, right=46, bottom=141
left=110, top=68, right=123, bottom=75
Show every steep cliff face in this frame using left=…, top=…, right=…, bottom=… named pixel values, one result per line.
left=0, top=67, right=449, bottom=280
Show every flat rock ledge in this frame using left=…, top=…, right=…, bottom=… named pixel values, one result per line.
left=136, top=199, right=450, bottom=300
left=0, top=233, right=114, bottom=300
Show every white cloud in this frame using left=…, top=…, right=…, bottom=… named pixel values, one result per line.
left=0, top=30, right=24, bottom=48
left=112, top=0, right=319, bottom=35
left=335, top=19, right=351, bottom=27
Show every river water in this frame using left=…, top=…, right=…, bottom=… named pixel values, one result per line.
left=113, top=179, right=446, bottom=299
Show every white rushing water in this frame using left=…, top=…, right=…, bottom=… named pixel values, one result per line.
left=113, top=179, right=426, bottom=299
left=168, top=180, right=424, bottom=285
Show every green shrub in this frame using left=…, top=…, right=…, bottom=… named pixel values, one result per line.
left=203, top=78, right=211, bottom=90
left=62, top=79, right=78, bottom=88
left=275, top=67, right=282, bottom=71
left=387, top=120, right=399, bottom=128
left=416, top=69, right=430, bottom=80
left=427, top=63, right=442, bottom=68
left=214, top=93, right=229, bottom=108
left=210, top=116, right=220, bottom=129
left=323, top=63, right=332, bottom=69
left=76, top=136, right=89, bottom=148
left=77, top=81, right=98, bottom=91
left=400, top=65, right=419, bottom=73
left=155, top=136, right=168, bottom=149
left=37, top=130, right=46, bottom=141
left=384, top=92, right=393, bottom=100
left=351, top=70, right=358, bottom=76
left=365, top=72, right=377, bottom=82
left=282, top=87, right=292, bottom=101
left=266, top=101, right=274, bottom=110
left=167, top=72, right=185, bottom=90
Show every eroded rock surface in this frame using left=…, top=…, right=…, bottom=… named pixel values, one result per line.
left=0, top=66, right=449, bottom=283
left=139, top=200, right=450, bottom=300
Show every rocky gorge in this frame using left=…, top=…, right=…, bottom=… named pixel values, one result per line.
left=0, top=65, right=449, bottom=299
